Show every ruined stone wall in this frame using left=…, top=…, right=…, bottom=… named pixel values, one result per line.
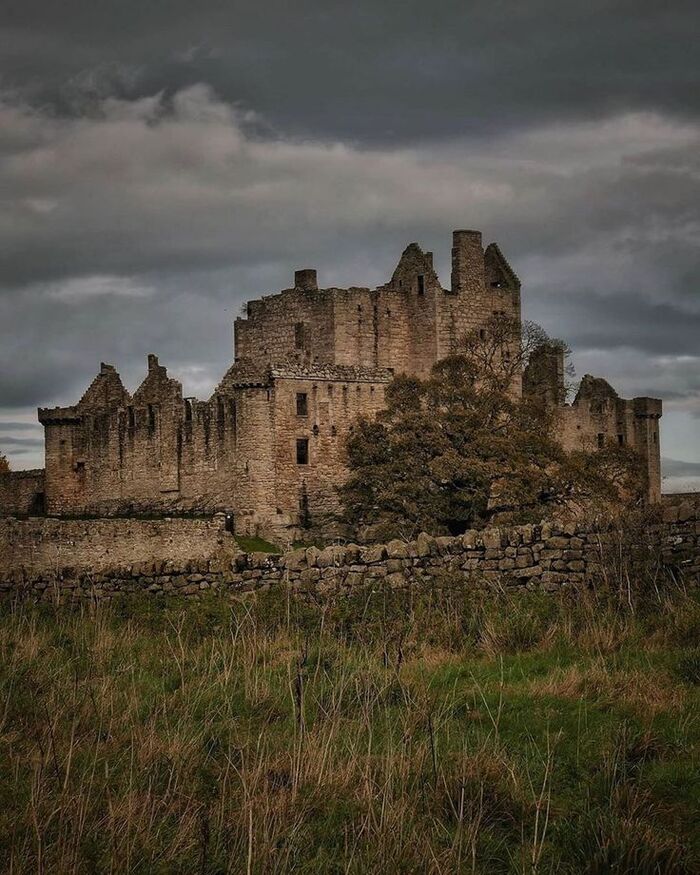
left=0, top=470, right=45, bottom=516
left=234, top=286, right=337, bottom=367
left=0, top=515, right=237, bottom=577
left=556, top=393, right=662, bottom=500
left=437, top=233, right=522, bottom=390
left=2, top=505, right=698, bottom=600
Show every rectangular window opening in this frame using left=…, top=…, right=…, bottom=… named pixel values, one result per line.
left=597, top=433, right=605, bottom=449
left=294, top=322, right=305, bottom=350
left=296, top=392, right=308, bottom=416
left=296, top=437, right=309, bottom=465
left=417, top=275, right=425, bottom=295
left=617, top=433, right=624, bottom=446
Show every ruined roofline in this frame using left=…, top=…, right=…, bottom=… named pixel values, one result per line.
left=38, top=405, right=82, bottom=425
left=485, top=242, right=521, bottom=287
left=238, top=230, right=523, bottom=313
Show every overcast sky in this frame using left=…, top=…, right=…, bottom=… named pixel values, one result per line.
left=1, top=0, right=699, bottom=490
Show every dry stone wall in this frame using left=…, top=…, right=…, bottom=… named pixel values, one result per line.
left=1, top=502, right=698, bottom=600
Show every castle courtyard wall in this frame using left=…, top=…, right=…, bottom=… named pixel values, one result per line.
left=0, top=470, right=45, bottom=516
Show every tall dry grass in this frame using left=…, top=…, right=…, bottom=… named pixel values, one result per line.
left=0, top=570, right=699, bottom=873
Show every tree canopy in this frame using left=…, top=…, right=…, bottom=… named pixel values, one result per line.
left=340, top=320, right=646, bottom=542
left=0, top=453, right=9, bottom=474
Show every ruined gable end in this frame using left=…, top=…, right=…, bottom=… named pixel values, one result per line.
left=77, top=363, right=131, bottom=412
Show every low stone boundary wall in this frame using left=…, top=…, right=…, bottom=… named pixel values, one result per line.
left=0, top=515, right=236, bottom=578
left=1, top=500, right=698, bottom=601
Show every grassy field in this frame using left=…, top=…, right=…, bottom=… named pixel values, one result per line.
left=1, top=579, right=699, bottom=873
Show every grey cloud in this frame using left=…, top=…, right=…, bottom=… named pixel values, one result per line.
left=0, top=421, right=42, bottom=431
left=663, top=458, right=700, bottom=477
left=3, top=1, right=700, bottom=144
left=0, top=435, right=44, bottom=447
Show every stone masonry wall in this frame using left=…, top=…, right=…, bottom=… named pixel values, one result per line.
left=1, top=501, right=698, bottom=600
left=0, top=470, right=45, bottom=516
left=0, top=515, right=237, bottom=577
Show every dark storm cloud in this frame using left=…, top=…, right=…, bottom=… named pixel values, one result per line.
left=3, top=1, right=700, bottom=143
left=0, top=1, right=699, bottom=471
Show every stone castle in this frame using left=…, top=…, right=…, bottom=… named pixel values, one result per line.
left=1, top=230, right=662, bottom=542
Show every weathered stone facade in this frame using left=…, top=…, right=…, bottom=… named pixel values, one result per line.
left=2, top=229, right=662, bottom=542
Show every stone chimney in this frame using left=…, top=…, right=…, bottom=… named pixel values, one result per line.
left=294, top=269, right=318, bottom=291
left=451, top=230, right=484, bottom=295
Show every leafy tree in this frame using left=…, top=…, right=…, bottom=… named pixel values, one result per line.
left=340, top=323, right=645, bottom=542
left=0, top=453, right=9, bottom=474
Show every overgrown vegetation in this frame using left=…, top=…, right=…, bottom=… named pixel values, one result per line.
left=0, top=453, right=9, bottom=474
left=340, top=317, right=646, bottom=542
left=1, top=575, right=698, bottom=873
left=234, top=535, right=281, bottom=554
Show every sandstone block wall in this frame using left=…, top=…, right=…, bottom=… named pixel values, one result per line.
left=0, top=470, right=45, bottom=516
left=0, top=515, right=237, bottom=576
left=1, top=506, right=697, bottom=601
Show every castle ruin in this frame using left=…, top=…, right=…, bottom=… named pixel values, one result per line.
left=1, top=230, right=662, bottom=542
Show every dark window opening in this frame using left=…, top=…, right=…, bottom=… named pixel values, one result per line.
left=75, top=460, right=85, bottom=473
left=127, top=406, right=135, bottom=429
left=491, top=280, right=503, bottom=288
left=148, top=404, right=156, bottom=432
left=216, top=397, right=225, bottom=423
left=266, top=389, right=271, bottom=401
left=312, top=423, right=319, bottom=436
left=296, top=392, right=308, bottom=416
left=357, top=304, right=362, bottom=313
left=327, top=384, right=334, bottom=396
left=597, top=433, right=605, bottom=449
left=224, top=513, right=235, bottom=534
left=296, top=438, right=309, bottom=465
left=294, top=321, right=305, bottom=350
left=331, top=425, right=337, bottom=436
left=417, top=275, right=425, bottom=295
left=479, top=329, right=486, bottom=340
left=184, top=399, right=193, bottom=422
left=653, top=431, right=658, bottom=444
left=617, top=433, right=624, bottom=446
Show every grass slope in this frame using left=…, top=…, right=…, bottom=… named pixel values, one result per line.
left=1, top=583, right=699, bottom=873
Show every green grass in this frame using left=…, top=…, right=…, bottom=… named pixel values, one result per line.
left=234, top=534, right=281, bottom=553
left=1, top=582, right=699, bottom=873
